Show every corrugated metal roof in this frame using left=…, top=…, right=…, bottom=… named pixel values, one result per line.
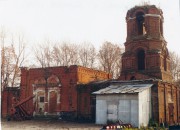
left=93, top=84, right=153, bottom=94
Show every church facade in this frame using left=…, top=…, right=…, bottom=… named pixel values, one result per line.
left=16, top=65, right=110, bottom=117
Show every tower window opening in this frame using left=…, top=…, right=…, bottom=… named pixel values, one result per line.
left=160, top=20, right=163, bottom=36
left=136, top=12, right=146, bottom=35
left=164, top=56, right=167, bottom=71
left=137, top=50, right=145, bottom=70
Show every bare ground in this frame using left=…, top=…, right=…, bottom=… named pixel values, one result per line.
left=1, top=119, right=102, bottom=130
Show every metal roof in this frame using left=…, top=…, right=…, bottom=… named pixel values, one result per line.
left=93, top=84, right=153, bottom=94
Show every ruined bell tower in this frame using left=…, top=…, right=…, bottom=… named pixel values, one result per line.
left=119, top=5, right=172, bottom=82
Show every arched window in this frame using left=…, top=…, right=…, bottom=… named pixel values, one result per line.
left=137, top=50, right=145, bottom=70
left=136, top=12, right=145, bottom=35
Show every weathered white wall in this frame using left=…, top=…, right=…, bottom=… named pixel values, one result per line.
left=96, top=94, right=139, bottom=127
left=118, top=100, right=131, bottom=123
left=107, top=104, right=118, bottom=121
left=130, top=100, right=138, bottom=126
left=96, top=100, right=107, bottom=124
left=138, top=88, right=151, bottom=127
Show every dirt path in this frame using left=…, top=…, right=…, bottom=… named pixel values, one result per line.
left=1, top=119, right=102, bottom=130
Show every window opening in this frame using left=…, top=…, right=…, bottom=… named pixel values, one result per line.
left=40, top=97, right=44, bottom=102
left=160, top=20, right=163, bottom=36
left=137, top=50, right=145, bottom=70
left=164, top=56, right=167, bottom=71
left=136, top=12, right=146, bottom=35
left=84, top=97, right=87, bottom=107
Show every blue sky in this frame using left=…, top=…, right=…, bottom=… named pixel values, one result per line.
left=0, top=0, right=179, bottom=54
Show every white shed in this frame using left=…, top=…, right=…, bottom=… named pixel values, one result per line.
left=93, top=83, right=153, bottom=128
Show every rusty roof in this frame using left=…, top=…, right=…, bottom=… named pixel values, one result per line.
left=93, top=84, right=153, bottom=94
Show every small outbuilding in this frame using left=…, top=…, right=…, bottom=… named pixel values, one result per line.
left=93, top=82, right=153, bottom=127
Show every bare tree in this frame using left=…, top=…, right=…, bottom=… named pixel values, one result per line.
left=98, top=41, right=122, bottom=78
left=59, top=43, right=70, bottom=66
left=78, top=42, right=97, bottom=68
left=1, top=28, right=6, bottom=90
left=33, top=40, right=53, bottom=67
left=1, top=32, right=26, bottom=88
left=169, top=51, right=180, bottom=81
left=52, top=45, right=62, bottom=66
left=33, top=40, right=123, bottom=79
left=52, top=42, right=97, bottom=68
left=10, top=34, right=26, bottom=87
left=67, top=43, right=79, bottom=66
left=52, top=42, right=79, bottom=66
left=1, top=46, right=13, bottom=89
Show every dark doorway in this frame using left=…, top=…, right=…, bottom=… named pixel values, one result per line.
left=137, top=50, right=145, bottom=70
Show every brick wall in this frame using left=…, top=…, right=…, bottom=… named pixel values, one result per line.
left=119, top=5, right=172, bottom=82
left=19, top=65, right=110, bottom=116
left=151, top=81, right=180, bottom=125
left=1, top=87, right=19, bottom=118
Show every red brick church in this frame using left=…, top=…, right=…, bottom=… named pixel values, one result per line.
left=1, top=65, right=111, bottom=119
left=91, top=4, right=179, bottom=127
left=119, top=5, right=172, bottom=82
left=119, top=5, right=180, bottom=125
left=1, top=4, right=180, bottom=126
left=77, top=4, right=179, bottom=126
